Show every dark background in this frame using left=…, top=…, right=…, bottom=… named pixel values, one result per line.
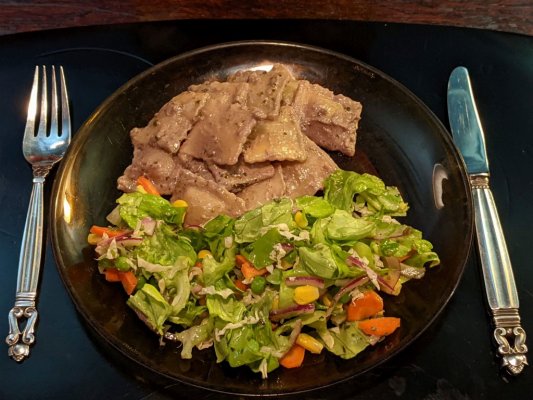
left=0, top=20, right=532, bottom=399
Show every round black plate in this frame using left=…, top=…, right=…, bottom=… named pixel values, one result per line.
left=50, top=41, right=473, bottom=395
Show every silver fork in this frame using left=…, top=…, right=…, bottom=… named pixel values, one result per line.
left=6, top=66, right=71, bottom=361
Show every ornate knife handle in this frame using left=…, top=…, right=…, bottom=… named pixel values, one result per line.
left=6, top=178, right=44, bottom=361
left=471, top=174, right=528, bottom=375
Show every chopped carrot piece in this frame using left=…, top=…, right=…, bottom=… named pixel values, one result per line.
left=235, top=254, right=249, bottom=267
left=136, top=175, right=160, bottom=196
left=280, top=344, right=306, bottom=369
left=236, top=254, right=268, bottom=280
left=346, top=290, right=384, bottom=321
left=118, top=271, right=138, bottom=295
left=241, top=261, right=268, bottom=280
left=358, top=317, right=401, bottom=336
left=104, top=268, right=121, bottom=282
left=89, top=225, right=128, bottom=238
left=234, top=279, right=248, bottom=291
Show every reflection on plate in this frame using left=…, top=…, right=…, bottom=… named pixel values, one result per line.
left=50, top=41, right=473, bottom=395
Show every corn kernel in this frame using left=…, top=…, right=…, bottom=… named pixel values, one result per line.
left=296, top=333, right=324, bottom=354
left=293, top=285, right=320, bottom=305
left=294, top=211, right=308, bottom=228
left=198, top=249, right=212, bottom=259
left=321, top=293, right=333, bottom=307
left=172, top=199, right=188, bottom=208
left=87, top=233, right=101, bottom=245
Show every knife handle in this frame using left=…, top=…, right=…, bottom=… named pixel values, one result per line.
left=471, top=174, right=528, bottom=375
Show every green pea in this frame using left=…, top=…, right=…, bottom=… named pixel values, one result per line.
left=251, top=276, right=267, bottom=294
left=115, top=256, right=131, bottom=271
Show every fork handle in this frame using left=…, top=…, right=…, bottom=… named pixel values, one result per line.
left=6, top=176, right=45, bottom=362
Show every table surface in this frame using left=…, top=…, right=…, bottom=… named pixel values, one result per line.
left=0, top=20, right=532, bottom=399
left=1, top=0, right=532, bottom=37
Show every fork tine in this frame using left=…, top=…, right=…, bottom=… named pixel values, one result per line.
left=59, top=66, right=71, bottom=140
left=23, top=66, right=39, bottom=138
left=49, top=66, right=59, bottom=138
left=37, top=65, right=48, bottom=137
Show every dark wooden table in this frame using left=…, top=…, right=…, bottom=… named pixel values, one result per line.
left=0, top=0, right=532, bottom=37
left=0, top=1, right=532, bottom=399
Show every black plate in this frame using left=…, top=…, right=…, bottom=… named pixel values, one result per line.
left=50, top=41, right=473, bottom=395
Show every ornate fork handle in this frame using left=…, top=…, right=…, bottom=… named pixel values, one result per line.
left=6, top=169, right=50, bottom=361
left=7, top=65, right=70, bottom=361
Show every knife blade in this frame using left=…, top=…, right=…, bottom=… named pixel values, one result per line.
left=447, top=66, right=528, bottom=375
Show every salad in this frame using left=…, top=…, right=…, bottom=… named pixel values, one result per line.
left=88, top=169, right=440, bottom=378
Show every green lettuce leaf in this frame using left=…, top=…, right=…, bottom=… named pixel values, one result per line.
left=317, top=322, right=371, bottom=359
left=298, top=244, right=339, bottom=279
left=326, top=209, right=375, bottom=243
left=168, top=299, right=207, bottom=327
left=126, top=283, right=172, bottom=335
left=213, top=291, right=280, bottom=370
left=404, top=251, right=440, bottom=268
left=167, top=260, right=191, bottom=315
left=310, top=218, right=330, bottom=246
left=324, top=170, right=408, bottom=216
left=117, top=192, right=186, bottom=228
left=174, top=318, right=214, bottom=359
left=135, top=255, right=191, bottom=316
left=234, top=198, right=295, bottom=243
left=202, top=246, right=236, bottom=287
left=241, top=228, right=285, bottom=268
left=296, top=195, right=335, bottom=219
left=203, top=215, right=235, bottom=260
left=134, top=224, right=196, bottom=266
left=206, top=293, right=246, bottom=323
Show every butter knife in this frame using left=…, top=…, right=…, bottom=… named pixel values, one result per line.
left=447, top=66, right=528, bottom=375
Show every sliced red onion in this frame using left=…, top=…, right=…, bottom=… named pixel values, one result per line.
left=347, top=255, right=366, bottom=268
left=333, top=276, right=369, bottom=303
left=326, top=276, right=369, bottom=317
left=285, top=276, right=325, bottom=289
left=269, top=303, right=315, bottom=322
left=347, top=256, right=380, bottom=289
